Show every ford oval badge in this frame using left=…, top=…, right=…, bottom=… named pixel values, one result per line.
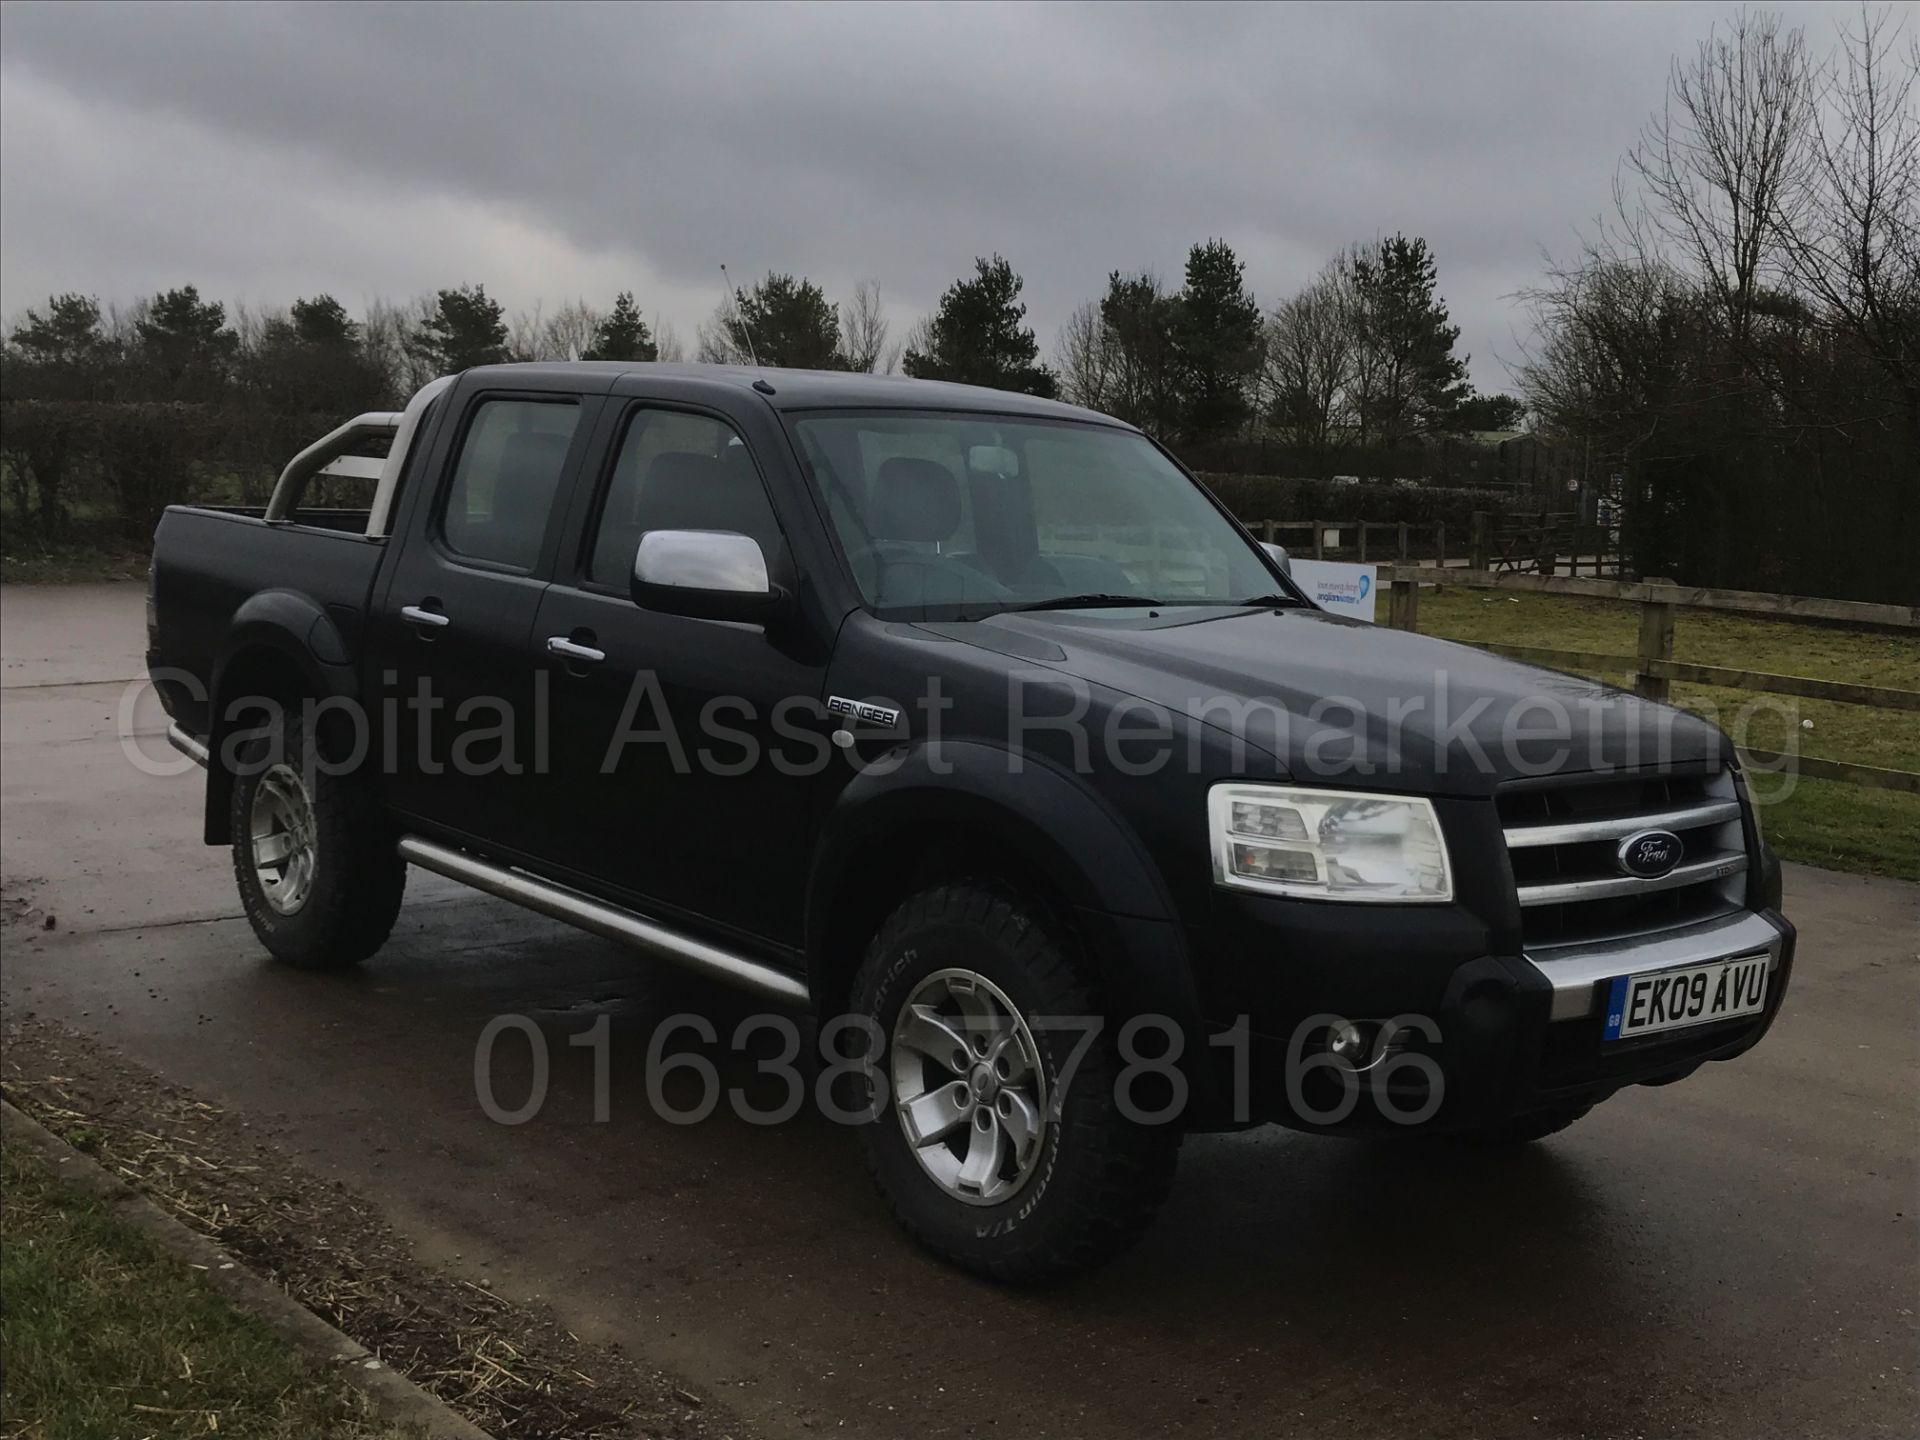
left=1617, top=829, right=1684, bottom=879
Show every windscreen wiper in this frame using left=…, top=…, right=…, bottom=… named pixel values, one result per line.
left=1001, top=593, right=1167, bottom=613
left=1229, top=592, right=1308, bottom=607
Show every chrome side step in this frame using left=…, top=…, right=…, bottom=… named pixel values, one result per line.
left=167, top=722, right=210, bottom=768
left=396, top=835, right=810, bottom=1008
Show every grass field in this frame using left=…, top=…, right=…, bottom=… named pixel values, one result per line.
left=1418, top=587, right=1920, bottom=881
left=0, top=533, right=151, bottom=584
left=0, top=508, right=152, bottom=585
left=0, top=1143, right=415, bottom=1440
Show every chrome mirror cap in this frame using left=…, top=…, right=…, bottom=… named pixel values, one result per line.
left=634, top=529, right=770, bottom=595
left=1261, top=541, right=1293, bottom=576
left=631, top=530, right=781, bottom=622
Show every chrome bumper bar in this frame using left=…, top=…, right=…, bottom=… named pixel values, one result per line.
left=1526, top=909, right=1789, bottom=1022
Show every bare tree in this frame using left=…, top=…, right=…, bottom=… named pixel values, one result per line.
left=538, top=299, right=601, bottom=361
left=228, top=299, right=275, bottom=365
left=1777, top=6, right=1919, bottom=416
left=360, top=297, right=417, bottom=401
left=1053, top=299, right=1114, bottom=409
left=103, top=297, right=150, bottom=352
left=1263, top=261, right=1355, bottom=459
left=505, top=301, right=544, bottom=363
left=898, top=314, right=935, bottom=373
left=653, top=315, right=686, bottom=364
left=839, top=280, right=892, bottom=373
left=362, top=293, right=444, bottom=395
left=1628, top=11, right=1815, bottom=346
left=1517, top=7, right=1916, bottom=602
left=1517, top=251, right=1694, bottom=453
left=695, top=301, right=741, bottom=365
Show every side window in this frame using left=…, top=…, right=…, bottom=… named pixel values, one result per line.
left=588, top=409, right=781, bottom=586
left=440, top=398, right=581, bottom=570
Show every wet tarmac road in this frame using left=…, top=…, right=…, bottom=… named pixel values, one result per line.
left=3, top=583, right=1915, bottom=1438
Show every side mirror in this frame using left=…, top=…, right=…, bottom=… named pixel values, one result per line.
left=1261, top=541, right=1293, bottom=577
left=631, top=530, right=784, bottom=622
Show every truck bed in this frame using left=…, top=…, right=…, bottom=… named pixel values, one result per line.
left=181, top=503, right=374, bottom=533
left=147, top=506, right=387, bottom=739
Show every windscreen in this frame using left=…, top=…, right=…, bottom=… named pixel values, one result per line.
left=789, top=411, right=1284, bottom=618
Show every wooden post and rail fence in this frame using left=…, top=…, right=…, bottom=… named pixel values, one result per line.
left=1366, top=564, right=1920, bottom=795
left=1259, top=509, right=1618, bottom=576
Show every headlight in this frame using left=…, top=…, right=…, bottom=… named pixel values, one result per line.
left=1208, top=784, right=1453, bottom=902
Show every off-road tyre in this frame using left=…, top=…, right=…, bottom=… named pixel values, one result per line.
left=228, top=710, right=405, bottom=970
left=852, top=880, right=1181, bottom=1283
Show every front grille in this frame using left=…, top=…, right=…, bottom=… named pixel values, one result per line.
left=1499, top=767, right=1748, bottom=949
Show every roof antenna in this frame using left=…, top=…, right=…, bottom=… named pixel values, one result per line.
left=718, top=263, right=762, bottom=369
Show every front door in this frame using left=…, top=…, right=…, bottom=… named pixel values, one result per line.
left=371, top=388, right=596, bottom=845
left=529, top=402, right=831, bottom=948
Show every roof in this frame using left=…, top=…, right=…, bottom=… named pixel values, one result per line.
left=458, top=361, right=1128, bottom=427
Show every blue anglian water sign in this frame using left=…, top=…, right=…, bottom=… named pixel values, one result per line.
left=1288, top=560, right=1379, bottom=623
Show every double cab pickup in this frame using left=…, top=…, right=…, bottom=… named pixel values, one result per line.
left=149, top=363, right=1793, bottom=1280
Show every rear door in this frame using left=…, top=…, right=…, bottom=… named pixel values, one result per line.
left=528, top=397, right=833, bottom=947
left=370, top=381, right=602, bottom=844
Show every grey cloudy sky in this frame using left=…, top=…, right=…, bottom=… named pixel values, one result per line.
left=0, top=0, right=1845, bottom=391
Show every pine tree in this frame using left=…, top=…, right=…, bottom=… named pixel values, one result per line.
left=724, top=273, right=842, bottom=369
left=583, top=291, right=657, bottom=362
left=288, top=294, right=359, bottom=347
left=410, top=284, right=508, bottom=374
left=256, top=295, right=385, bottom=412
left=903, top=255, right=1056, bottom=397
left=3, top=293, right=112, bottom=536
left=1173, top=239, right=1263, bottom=444
left=135, top=285, right=237, bottom=396
left=1452, top=392, right=1528, bottom=433
left=1099, top=271, right=1181, bottom=433
left=1347, top=235, right=1470, bottom=444
left=9, top=293, right=110, bottom=372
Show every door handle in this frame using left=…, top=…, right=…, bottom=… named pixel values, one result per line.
left=401, top=604, right=451, bottom=630
left=546, top=636, right=606, bottom=665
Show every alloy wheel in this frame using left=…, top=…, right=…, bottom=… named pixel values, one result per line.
left=890, top=968, right=1049, bottom=1206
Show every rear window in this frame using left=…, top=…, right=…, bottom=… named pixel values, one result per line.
left=440, top=398, right=580, bottom=569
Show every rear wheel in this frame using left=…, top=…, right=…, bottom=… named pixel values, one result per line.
left=853, top=880, right=1180, bottom=1283
left=229, top=711, right=405, bottom=970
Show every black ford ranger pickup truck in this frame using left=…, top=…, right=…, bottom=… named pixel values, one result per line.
left=148, top=363, right=1794, bottom=1281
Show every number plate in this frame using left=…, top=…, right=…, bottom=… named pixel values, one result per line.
left=1603, top=954, right=1770, bottom=1041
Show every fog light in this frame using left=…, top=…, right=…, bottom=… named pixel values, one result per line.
left=1328, top=1020, right=1369, bottom=1060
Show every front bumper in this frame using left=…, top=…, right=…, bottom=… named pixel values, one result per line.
left=1198, top=904, right=1795, bottom=1134
left=1527, top=907, right=1789, bottom=1023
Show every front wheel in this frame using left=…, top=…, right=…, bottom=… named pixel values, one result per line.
left=229, top=711, right=405, bottom=970
left=852, top=881, right=1180, bottom=1283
